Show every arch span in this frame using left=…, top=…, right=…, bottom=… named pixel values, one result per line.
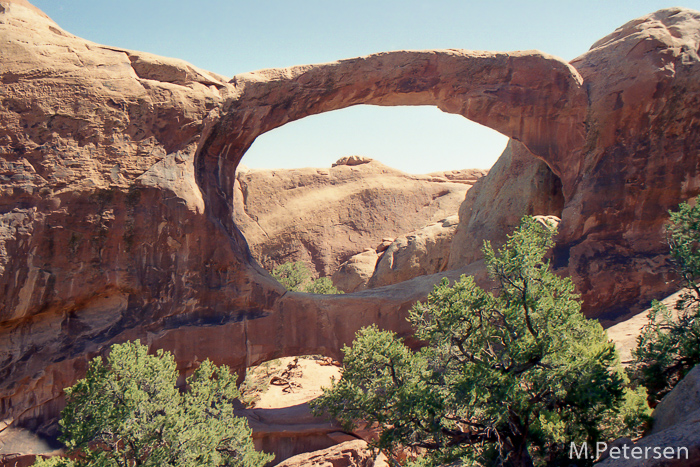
left=3, top=5, right=700, bottom=436
left=196, top=49, right=587, bottom=241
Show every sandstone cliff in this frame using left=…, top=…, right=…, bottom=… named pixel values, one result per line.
left=233, top=158, right=484, bottom=278
left=448, top=139, right=565, bottom=268
left=1, top=2, right=700, bottom=461
left=333, top=215, right=461, bottom=292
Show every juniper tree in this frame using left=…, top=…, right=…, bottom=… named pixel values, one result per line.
left=271, top=261, right=311, bottom=292
left=630, top=197, right=700, bottom=402
left=271, top=261, right=343, bottom=294
left=313, top=217, right=648, bottom=467
left=33, top=341, right=271, bottom=467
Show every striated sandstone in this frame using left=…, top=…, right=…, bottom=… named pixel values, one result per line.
left=233, top=160, right=482, bottom=277
left=448, top=140, right=565, bottom=268
left=559, top=8, right=700, bottom=320
left=369, top=215, right=459, bottom=287
left=332, top=215, right=460, bottom=293
left=1, top=2, right=700, bottom=457
left=368, top=215, right=459, bottom=290
left=443, top=8, right=700, bottom=323
left=444, top=8, right=700, bottom=321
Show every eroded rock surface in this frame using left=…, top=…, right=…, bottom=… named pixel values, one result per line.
left=332, top=249, right=379, bottom=293
left=556, top=8, right=700, bottom=320
left=233, top=160, right=482, bottom=277
left=1, top=1, right=700, bottom=455
left=368, top=215, right=459, bottom=289
left=275, top=440, right=382, bottom=467
left=651, top=364, right=700, bottom=436
left=333, top=215, right=461, bottom=293
left=596, top=365, right=700, bottom=467
left=448, top=139, right=565, bottom=268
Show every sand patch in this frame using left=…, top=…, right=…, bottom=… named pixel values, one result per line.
left=242, top=356, right=342, bottom=409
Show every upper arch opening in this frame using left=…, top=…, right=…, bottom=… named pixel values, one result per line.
left=241, top=105, right=509, bottom=173
left=195, top=49, right=584, bottom=291
left=197, top=49, right=585, bottom=215
left=232, top=105, right=568, bottom=294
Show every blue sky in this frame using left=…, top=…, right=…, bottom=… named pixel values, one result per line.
left=32, top=1, right=700, bottom=173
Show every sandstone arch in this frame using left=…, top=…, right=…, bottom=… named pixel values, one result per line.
left=187, top=48, right=589, bottom=383
left=2, top=1, right=700, bottom=443
left=196, top=50, right=587, bottom=246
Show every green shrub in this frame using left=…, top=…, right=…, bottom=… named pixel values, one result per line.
left=271, top=261, right=343, bottom=294
left=313, top=217, right=649, bottom=467
left=629, top=197, right=700, bottom=403
left=34, top=341, right=272, bottom=467
left=304, top=276, right=343, bottom=294
left=271, top=261, right=311, bottom=292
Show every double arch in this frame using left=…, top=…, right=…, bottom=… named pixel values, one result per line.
left=195, top=49, right=588, bottom=244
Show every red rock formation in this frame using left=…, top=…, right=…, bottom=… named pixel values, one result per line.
left=558, top=8, right=700, bottom=320
left=197, top=49, right=587, bottom=252
left=448, top=8, right=700, bottom=321
left=1, top=1, right=700, bottom=457
left=333, top=215, right=461, bottom=292
left=448, top=140, right=565, bottom=268
left=275, top=440, right=382, bottom=467
left=233, top=160, right=482, bottom=277
left=596, top=365, right=700, bottom=467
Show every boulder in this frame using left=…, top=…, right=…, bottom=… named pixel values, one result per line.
left=368, top=215, right=459, bottom=289
left=332, top=250, right=380, bottom=293
left=333, top=215, right=460, bottom=293
left=275, top=440, right=384, bottom=467
left=331, top=156, right=373, bottom=167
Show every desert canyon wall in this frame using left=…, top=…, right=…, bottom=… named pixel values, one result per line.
left=1, top=0, right=700, bottom=444
left=233, top=158, right=485, bottom=280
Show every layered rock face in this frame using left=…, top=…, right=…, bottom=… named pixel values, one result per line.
left=446, top=8, right=700, bottom=321
left=333, top=215, right=460, bottom=292
left=448, top=139, right=565, bottom=268
left=1, top=0, right=700, bottom=450
left=0, top=0, right=291, bottom=435
left=233, top=158, right=483, bottom=277
left=558, top=10, right=700, bottom=319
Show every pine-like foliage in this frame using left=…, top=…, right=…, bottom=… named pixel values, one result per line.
left=271, top=261, right=312, bottom=292
left=33, top=341, right=272, bottom=467
left=271, top=261, right=343, bottom=294
left=313, top=217, right=649, bottom=467
left=630, top=197, right=700, bottom=402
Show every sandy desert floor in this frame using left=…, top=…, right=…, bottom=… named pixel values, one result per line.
left=242, top=355, right=342, bottom=409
